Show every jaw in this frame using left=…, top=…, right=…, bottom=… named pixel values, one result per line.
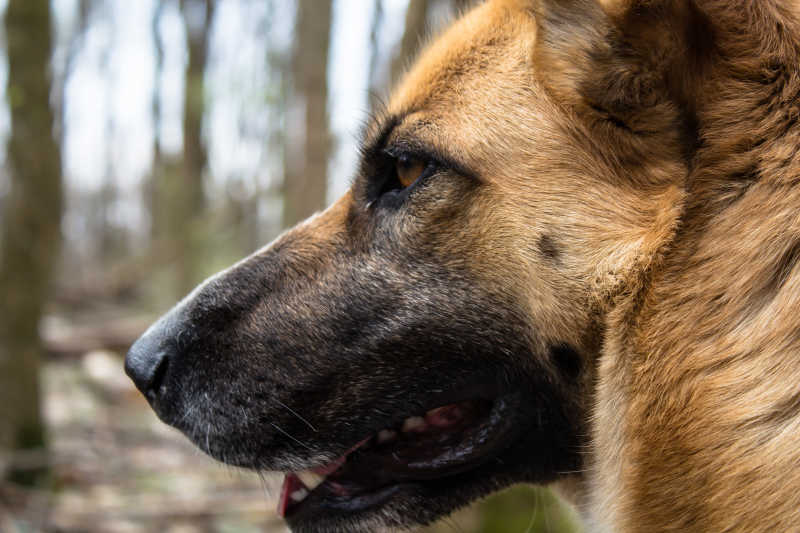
left=146, top=337, right=586, bottom=532
left=215, top=370, right=585, bottom=532
left=279, top=387, right=583, bottom=533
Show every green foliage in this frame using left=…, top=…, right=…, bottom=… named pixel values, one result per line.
left=475, top=486, right=581, bottom=533
left=423, top=485, right=581, bottom=533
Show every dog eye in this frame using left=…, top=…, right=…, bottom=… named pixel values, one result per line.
left=395, top=154, right=427, bottom=188
left=369, top=150, right=439, bottom=206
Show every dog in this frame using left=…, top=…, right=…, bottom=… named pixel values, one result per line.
left=125, top=0, right=800, bottom=531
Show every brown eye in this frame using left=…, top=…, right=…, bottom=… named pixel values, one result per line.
left=395, top=155, right=426, bottom=188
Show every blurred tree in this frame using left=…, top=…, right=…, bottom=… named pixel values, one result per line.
left=391, top=0, right=429, bottom=86
left=367, top=0, right=384, bottom=105
left=0, top=0, right=63, bottom=486
left=179, top=0, right=214, bottom=293
left=282, top=0, right=332, bottom=228
left=153, top=0, right=214, bottom=297
left=148, top=0, right=184, bottom=303
left=181, top=0, right=212, bottom=220
left=147, top=0, right=167, bottom=242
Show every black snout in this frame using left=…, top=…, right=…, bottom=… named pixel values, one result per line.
left=124, top=263, right=261, bottom=420
left=125, top=322, right=176, bottom=404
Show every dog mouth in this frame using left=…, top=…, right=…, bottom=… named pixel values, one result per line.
left=278, top=392, right=521, bottom=523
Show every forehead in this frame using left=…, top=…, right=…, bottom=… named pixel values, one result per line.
left=377, top=1, right=553, bottom=173
left=389, top=1, right=537, bottom=114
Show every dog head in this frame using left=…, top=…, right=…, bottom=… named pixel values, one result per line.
left=126, top=1, right=704, bottom=531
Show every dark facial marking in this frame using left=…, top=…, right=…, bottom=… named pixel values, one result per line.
left=538, top=234, right=561, bottom=263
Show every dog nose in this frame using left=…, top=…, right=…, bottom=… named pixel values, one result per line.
left=125, top=325, right=175, bottom=403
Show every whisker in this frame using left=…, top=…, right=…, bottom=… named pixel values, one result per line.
left=557, top=469, right=587, bottom=475
left=274, top=399, right=318, bottom=432
left=271, top=422, right=314, bottom=450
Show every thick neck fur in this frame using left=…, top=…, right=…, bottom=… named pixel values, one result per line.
left=592, top=2, right=800, bottom=531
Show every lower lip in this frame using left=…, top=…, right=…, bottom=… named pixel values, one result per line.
left=286, top=483, right=412, bottom=521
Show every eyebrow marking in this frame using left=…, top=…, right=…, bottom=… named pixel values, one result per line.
left=384, top=135, right=478, bottom=181
left=357, top=109, right=479, bottom=184
left=358, top=113, right=403, bottom=168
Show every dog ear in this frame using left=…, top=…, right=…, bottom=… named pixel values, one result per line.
left=532, top=0, right=713, bottom=166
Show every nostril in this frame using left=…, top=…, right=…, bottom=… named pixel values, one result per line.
left=146, top=350, right=170, bottom=401
left=125, top=328, right=178, bottom=403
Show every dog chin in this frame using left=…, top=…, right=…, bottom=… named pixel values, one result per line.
left=284, top=481, right=501, bottom=533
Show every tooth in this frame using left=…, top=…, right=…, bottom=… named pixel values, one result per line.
left=378, top=429, right=397, bottom=443
left=290, top=488, right=309, bottom=502
left=297, top=470, right=326, bottom=490
left=426, top=404, right=461, bottom=427
left=426, top=406, right=445, bottom=417
left=402, top=416, right=426, bottom=432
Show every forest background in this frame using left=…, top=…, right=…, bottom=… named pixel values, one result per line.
left=0, top=0, right=580, bottom=531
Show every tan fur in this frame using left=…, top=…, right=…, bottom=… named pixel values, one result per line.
left=372, top=1, right=800, bottom=531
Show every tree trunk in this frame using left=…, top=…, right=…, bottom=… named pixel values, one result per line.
left=146, top=0, right=166, bottom=244
left=282, top=0, right=333, bottom=228
left=181, top=0, right=212, bottom=218
left=390, top=0, right=430, bottom=86
left=163, top=0, right=213, bottom=296
left=0, top=0, right=63, bottom=486
left=367, top=0, right=384, bottom=106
